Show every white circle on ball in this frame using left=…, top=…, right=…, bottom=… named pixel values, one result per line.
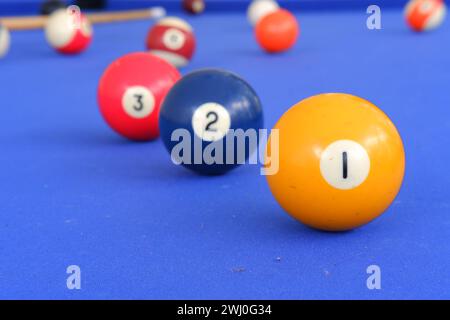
left=320, top=140, right=371, bottom=190
left=420, top=0, right=433, bottom=13
left=163, top=28, right=186, bottom=50
left=122, top=86, right=155, bottom=119
left=192, top=102, right=231, bottom=142
left=80, top=17, right=93, bottom=37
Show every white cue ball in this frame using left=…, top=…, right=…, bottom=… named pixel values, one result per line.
left=247, top=0, right=280, bottom=26
left=0, top=24, right=11, bottom=58
left=150, top=6, right=167, bottom=19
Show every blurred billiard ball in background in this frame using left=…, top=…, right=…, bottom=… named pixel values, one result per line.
left=183, top=0, right=206, bottom=15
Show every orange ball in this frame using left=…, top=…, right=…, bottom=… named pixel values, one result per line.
left=265, top=94, right=405, bottom=231
left=255, top=9, right=299, bottom=53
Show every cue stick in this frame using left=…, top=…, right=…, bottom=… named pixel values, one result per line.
left=0, top=7, right=166, bottom=31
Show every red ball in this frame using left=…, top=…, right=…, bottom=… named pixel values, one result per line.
left=183, top=0, right=205, bottom=14
left=146, top=17, right=196, bottom=68
left=404, top=0, right=447, bottom=32
left=98, top=52, right=181, bottom=141
left=255, top=9, right=299, bottom=53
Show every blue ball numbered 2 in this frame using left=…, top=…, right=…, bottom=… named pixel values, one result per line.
left=159, top=69, right=264, bottom=175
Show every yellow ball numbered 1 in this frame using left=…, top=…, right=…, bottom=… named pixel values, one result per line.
left=266, top=93, right=405, bottom=231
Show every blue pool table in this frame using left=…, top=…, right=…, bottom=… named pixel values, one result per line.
left=1, top=4, right=449, bottom=299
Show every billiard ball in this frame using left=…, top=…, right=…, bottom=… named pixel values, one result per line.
left=183, top=0, right=205, bottom=15
left=146, top=17, right=196, bottom=68
left=265, top=93, right=405, bottom=231
left=405, top=0, right=446, bottom=32
left=255, top=9, right=299, bottom=53
left=159, top=69, right=264, bottom=175
left=40, top=0, right=67, bottom=15
left=247, top=0, right=279, bottom=26
left=44, top=8, right=93, bottom=55
left=98, top=52, right=181, bottom=141
left=0, top=23, right=10, bottom=58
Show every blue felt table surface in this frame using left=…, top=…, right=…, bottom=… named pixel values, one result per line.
left=1, top=9, right=449, bottom=299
